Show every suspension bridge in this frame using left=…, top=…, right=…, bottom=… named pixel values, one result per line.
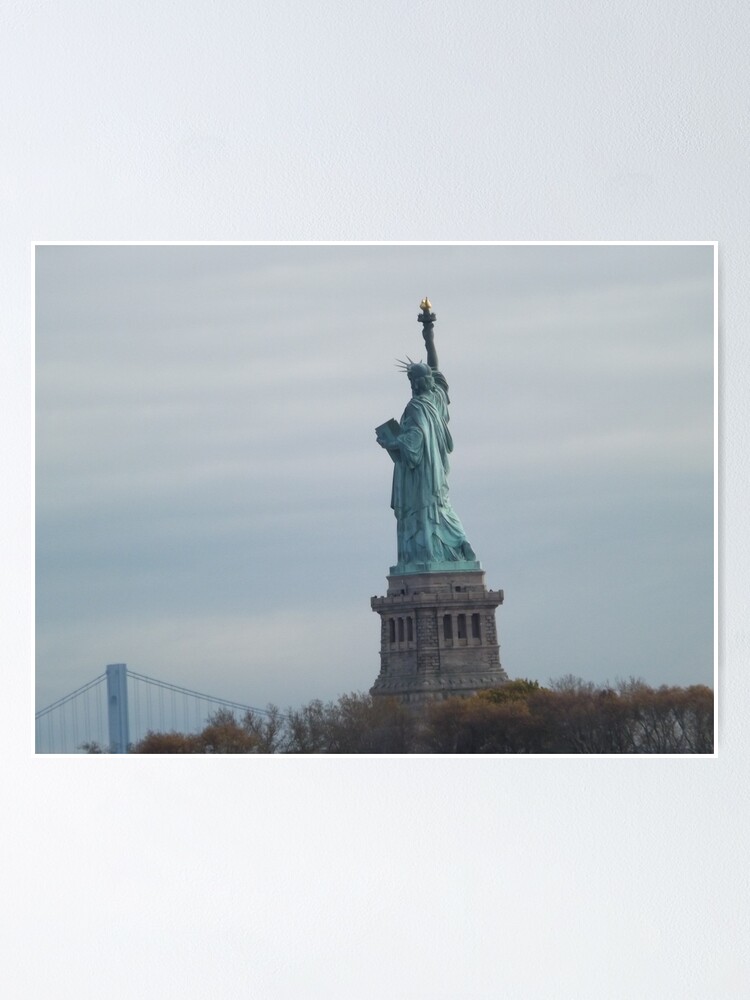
left=35, top=664, right=277, bottom=754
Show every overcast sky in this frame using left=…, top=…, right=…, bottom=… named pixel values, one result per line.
left=35, top=243, right=715, bottom=713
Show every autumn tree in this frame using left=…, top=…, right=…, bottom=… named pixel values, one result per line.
left=420, top=683, right=546, bottom=753
left=131, top=706, right=285, bottom=754
left=284, top=693, right=416, bottom=753
left=621, top=680, right=714, bottom=753
left=133, top=730, right=205, bottom=753
left=417, top=678, right=713, bottom=754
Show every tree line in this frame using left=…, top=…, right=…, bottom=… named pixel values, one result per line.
left=82, top=677, right=714, bottom=754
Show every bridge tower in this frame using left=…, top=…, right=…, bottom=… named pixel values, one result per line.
left=106, top=662, right=130, bottom=753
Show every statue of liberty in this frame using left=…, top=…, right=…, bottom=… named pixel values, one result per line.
left=376, top=299, right=478, bottom=573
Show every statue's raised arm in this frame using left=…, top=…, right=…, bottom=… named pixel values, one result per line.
left=419, top=297, right=439, bottom=371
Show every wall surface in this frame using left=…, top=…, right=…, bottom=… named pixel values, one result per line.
left=6, top=3, right=747, bottom=998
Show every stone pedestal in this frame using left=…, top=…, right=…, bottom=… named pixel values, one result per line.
left=370, top=568, right=507, bottom=704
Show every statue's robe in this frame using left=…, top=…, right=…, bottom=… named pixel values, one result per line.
left=391, top=371, right=476, bottom=567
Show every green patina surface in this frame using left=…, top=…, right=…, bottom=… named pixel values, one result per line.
left=377, top=304, right=478, bottom=573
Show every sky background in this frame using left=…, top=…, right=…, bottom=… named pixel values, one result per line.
left=35, top=243, right=715, bottom=714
